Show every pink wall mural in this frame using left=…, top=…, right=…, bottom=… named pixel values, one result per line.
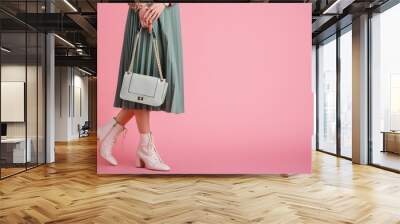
left=97, top=3, right=312, bottom=174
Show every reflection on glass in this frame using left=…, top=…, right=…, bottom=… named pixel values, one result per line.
left=371, top=4, right=400, bottom=171
left=340, top=29, right=352, bottom=158
left=318, top=36, right=337, bottom=154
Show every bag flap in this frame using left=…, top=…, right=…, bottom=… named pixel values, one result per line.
left=128, top=73, right=159, bottom=97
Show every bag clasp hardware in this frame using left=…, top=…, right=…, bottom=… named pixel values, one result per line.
left=137, top=96, right=144, bottom=101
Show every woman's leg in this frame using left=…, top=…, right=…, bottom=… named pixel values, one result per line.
left=98, top=108, right=133, bottom=140
left=115, top=109, right=135, bottom=125
left=133, top=109, right=150, bottom=133
left=134, top=110, right=170, bottom=171
left=98, top=109, right=134, bottom=166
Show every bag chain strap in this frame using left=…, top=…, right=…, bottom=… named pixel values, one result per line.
left=128, top=27, right=165, bottom=80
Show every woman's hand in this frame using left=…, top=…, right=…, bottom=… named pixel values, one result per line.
left=128, top=3, right=151, bottom=31
left=128, top=3, right=145, bottom=11
left=138, top=7, right=150, bottom=29
left=143, top=3, right=166, bottom=32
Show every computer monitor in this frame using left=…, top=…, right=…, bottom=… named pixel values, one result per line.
left=1, top=123, right=7, bottom=137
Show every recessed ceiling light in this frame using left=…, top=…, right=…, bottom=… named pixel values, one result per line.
left=1, top=47, right=11, bottom=53
left=63, top=0, right=78, bottom=12
left=54, top=34, right=75, bottom=48
left=322, top=0, right=354, bottom=15
left=78, top=67, right=93, bottom=76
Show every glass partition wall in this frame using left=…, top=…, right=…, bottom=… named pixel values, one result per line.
left=316, top=26, right=352, bottom=159
left=0, top=2, right=46, bottom=179
left=370, top=3, right=400, bottom=172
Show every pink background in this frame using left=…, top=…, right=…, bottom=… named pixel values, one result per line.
left=97, top=3, right=312, bottom=174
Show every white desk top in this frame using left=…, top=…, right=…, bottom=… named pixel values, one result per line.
left=1, top=138, right=28, bottom=143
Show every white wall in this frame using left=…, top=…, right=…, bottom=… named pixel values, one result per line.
left=71, top=72, right=89, bottom=139
left=1, top=65, right=41, bottom=137
left=1, top=65, right=26, bottom=136
left=55, top=67, right=70, bottom=141
left=54, top=67, right=89, bottom=141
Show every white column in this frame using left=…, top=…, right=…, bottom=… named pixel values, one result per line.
left=45, top=1, right=56, bottom=163
left=352, top=14, right=369, bottom=164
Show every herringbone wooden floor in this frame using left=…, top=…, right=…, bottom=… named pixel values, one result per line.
left=1, top=135, right=400, bottom=224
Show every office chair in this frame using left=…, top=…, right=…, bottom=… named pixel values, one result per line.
left=79, top=121, right=90, bottom=138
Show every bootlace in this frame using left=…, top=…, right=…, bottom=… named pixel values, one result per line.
left=148, top=135, right=163, bottom=163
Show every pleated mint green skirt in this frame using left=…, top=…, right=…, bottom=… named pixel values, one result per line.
left=113, top=5, right=184, bottom=114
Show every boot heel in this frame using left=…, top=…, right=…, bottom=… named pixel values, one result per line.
left=135, top=157, right=145, bottom=168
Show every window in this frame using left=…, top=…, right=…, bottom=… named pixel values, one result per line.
left=370, top=3, right=400, bottom=171
left=317, top=35, right=337, bottom=154
left=339, top=27, right=352, bottom=158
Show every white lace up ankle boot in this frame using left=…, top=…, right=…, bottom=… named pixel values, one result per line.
left=136, top=132, right=170, bottom=171
left=98, top=117, right=118, bottom=142
left=98, top=118, right=125, bottom=165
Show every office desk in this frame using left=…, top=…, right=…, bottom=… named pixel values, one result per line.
left=1, top=138, right=32, bottom=163
left=382, top=131, right=400, bottom=154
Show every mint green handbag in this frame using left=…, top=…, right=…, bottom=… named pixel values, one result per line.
left=120, top=28, right=168, bottom=107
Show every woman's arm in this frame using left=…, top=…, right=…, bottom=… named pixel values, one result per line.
left=128, top=3, right=146, bottom=11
